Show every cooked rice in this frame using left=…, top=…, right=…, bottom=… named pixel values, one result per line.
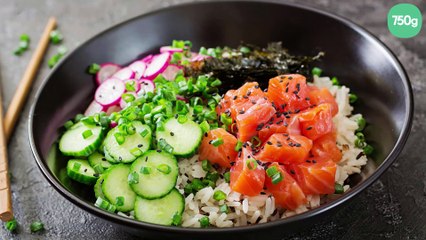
left=176, top=75, right=368, bottom=227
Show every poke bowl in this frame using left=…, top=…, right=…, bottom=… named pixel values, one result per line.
left=28, top=1, right=413, bottom=239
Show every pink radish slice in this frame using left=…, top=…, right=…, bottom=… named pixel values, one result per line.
left=143, top=52, right=170, bottom=79
left=111, top=67, right=135, bottom=80
left=110, top=122, right=118, bottom=128
left=128, top=61, right=147, bottom=79
left=120, top=92, right=137, bottom=109
left=141, top=54, right=153, bottom=63
left=137, top=79, right=155, bottom=96
left=105, top=105, right=122, bottom=116
left=84, top=100, right=105, bottom=116
left=96, top=63, right=121, bottom=85
left=95, top=78, right=126, bottom=107
left=161, top=64, right=182, bottom=81
left=160, top=46, right=183, bottom=53
left=124, top=79, right=141, bottom=92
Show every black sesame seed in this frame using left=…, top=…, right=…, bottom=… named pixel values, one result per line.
left=170, top=132, right=175, bottom=136
left=93, top=173, right=100, bottom=178
left=296, top=83, right=300, bottom=91
left=247, top=91, right=252, bottom=96
left=157, top=149, right=162, bottom=153
left=119, top=156, right=122, bottom=161
left=255, top=85, right=260, bottom=89
left=306, top=160, right=311, bottom=163
left=233, top=96, right=237, bottom=100
left=356, top=152, right=365, bottom=159
left=288, top=76, right=293, bottom=80
left=243, top=95, right=249, bottom=99
left=290, top=170, right=295, bottom=174
left=285, top=87, right=289, bottom=93
left=102, top=158, right=106, bottom=161
left=239, top=110, right=245, bottom=114
left=230, top=161, right=236, bottom=166
left=312, top=160, right=317, bottom=163
left=295, top=143, right=301, bottom=147
left=84, top=169, right=87, bottom=172
left=267, top=141, right=273, bottom=145
left=305, top=97, right=310, bottom=101
left=138, top=144, right=143, bottom=148
left=306, top=126, right=313, bottom=130
left=256, top=123, right=264, bottom=131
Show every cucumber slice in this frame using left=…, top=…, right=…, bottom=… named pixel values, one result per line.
left=94, top=175, right=105, bottom=199
left=134, top=188, right=184, bottom=225
left=103, top=121, right=151, bottom=163
left=95, top=197, right=116, bottom=213
left=130, top=151, right=178, bottom=199
left=66, top=159, right=98, bottom=185
left=102, top=164, right=136, bottom=212
left=156, top=118, right=202, bottom=157
left=88, top=151, right=112, bottom=170
left=59, top=122, right=104, bottom=157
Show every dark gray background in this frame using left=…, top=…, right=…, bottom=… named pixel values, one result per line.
left=0, top=0, right=425, bottom=239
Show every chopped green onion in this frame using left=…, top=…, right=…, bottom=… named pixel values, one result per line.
left=115, top=196, right=125, bottom=206
left=140, top=128, right=150, bottom=138
left=266, top=166, right=279, bottom=177
left=219, top=204, right=229, bottom=213
left=206, top=172, right=219, bottom=182
left=30, top=221, right=44, bottom=233
left=224, top=172, right=231, bottom=183
left=158, top=138, right=174, bottom=154
left=354, top=138, right=366, bottom=148
left=122, top=93, right=136, bottom=103
left=82, top=129, right=93, bottom=139
left=271, top=172, right=283, bottom=184
left=246, top=159, right=258, bottom=170
left=199, top=47, right=208, bottom=55
left=87, top=63, right=100, bottom=74
left=156, top=121, right=165, bottom=131
left=199, top=216, right=210, bottom=228
left=140, top=166, right=151, bottom=175
left=48, top=53, right=63, bottom=68
left=193, top=105, right=204, bottom=114
left=14, top=34, right=31, bottom=56
left=211, top=138, right=224, bottom=147
left=220, top=113, right=232, bottom=126
left=355, top=132, right=365, bottom=141
left=157, top=164, right=172, bottom=174
left=192, top=179, right=205, bottom=192
left=172, top=40, right=186, bottom=49
left=74, top=113, right=85, bottom=122
left=213, top=190, right=227, bottom=201
left=349, top=93, right=358, bottom=103
left=4, top=219, right=18, bottom=232
left=184, top=183, right=193, bottom=194
left=202, top=179, right=216, bottom=188
left=63, top=120, right=74, bottom=129
left=72, top=162, right=81, bottom=171
left=114, top=132, right=125, bottom=145
left=200, top=121, right=210, bottom=133
left=250, top=136, right=262, bottom=147
left=20, top=34, right=30, bottom=42
left=177, top=115, right=188, bottom=124
left=130, top=147, right=143, bottom=157
left=311, top=67, right=322, bottom=76
left=125, top=80, right=136, bottom=92
left=201, top=160, right=211, bottom=172
left=58, top=45, right=68, bottom=55
left=239, top=46, right=250, bottom=54
left=331, top=77, right=340, bottom=86
left=204, top=110, right=217, bottom=120
left=172, top=212, right=182, bottom=226
left=357, top=117, right=366, bottom=131
left=81, top=116, right=96, bottom=126
left=95, top=197, right=116, bottom=213
left=235, top=140, right=243, bottom=151
left=93, top=164, right=104, bottom=174
left=128, top=171, right=139, bottom=184
left=363, top=144, right=374, bottom=155
left=210, top=79, right=222, bottom=87
left=50, top=30, right=63, bottom=44
left=334, top=183, right=344, bottom=194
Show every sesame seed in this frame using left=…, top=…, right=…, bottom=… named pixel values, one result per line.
left=312, top=160, right=317, bottom=163
left=204, top=132, right=208, bottom=137
left=290, top=170, right=295, bottom=174
left=288, top=76, right=293, bottom=80
left=138, top=144, right=143, bottom=148
left=306, top=126, right=313, bottom=130
left=233, top=96, right=237, bottom=100
left=239, top=110, right=245, bottom=114
left=170, top=132, right=174, bottom=136
left=256, top=123, right=264, bottom=131
left=267, top=141, right=273, bottom=145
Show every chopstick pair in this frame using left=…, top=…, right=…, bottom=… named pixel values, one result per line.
left=0, top=17, right=57, bottom=222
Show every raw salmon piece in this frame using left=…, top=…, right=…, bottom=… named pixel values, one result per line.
left=298, top=103, right=334, bottom=141
left=290, top=160, right=337, bottom=195
left=199, top=128, right=238, bottom=168
left=308, top=86, right=338, bottom=116
left=311, top=132, right=342, bottom=162
left=257, top=115, right=300, bottom=143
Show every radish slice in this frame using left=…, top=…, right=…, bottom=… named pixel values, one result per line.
left=106, top=105, right=121, bottom=116
left=111, top=67, right=135, bottom=80
left=160, top=46, right=183, bottom=54
left=137, top=79, right=155, bottom=96
left=161, top=65, right=182, bottom=81
left=120, top=92, right=137, bottom=109
left=191, top=53, right=209, bottom=62
left=124, top=79, right=141, bottom=92
left=96, top=63, right=121, bottom=85
left=141, top=54, right=153, bottom=63
left=110, top=121, right=118, bottom=128
left=84, top=100, right=105, bottom=116
left=143, top=52, right=170, bottom=79
left=95, top=78, right=125, bottom=107
left=128, top=61, right=147, bottom=79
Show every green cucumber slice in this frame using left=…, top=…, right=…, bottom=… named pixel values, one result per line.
left=66, top=159, right=98, bottom=185
left=102, top=164, right=136, bottom=212
left=156, top=118, right=202, bottom=157
left=129, top=151, right=178, bottom=199
left=94, top=175, right=105, bottom=199
left=59, top=122, right=104, bottom=157
left=134, top=188, right=184, bottom=225
left=88, top=151, right=112, bottom=170
left=103, top=121, right=151, bottom=163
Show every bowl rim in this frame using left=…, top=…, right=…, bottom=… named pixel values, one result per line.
left=28, top=0, right=414, bottom=234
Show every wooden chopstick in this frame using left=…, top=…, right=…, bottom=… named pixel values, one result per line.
left=0, top=17, right=57, bottom=222
left=4, top=17, right=57, bottom=142
left=0, top=90, right=13, bottom=222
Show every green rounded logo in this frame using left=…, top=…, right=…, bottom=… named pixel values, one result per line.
left=388, top=3, right=422, bottom=38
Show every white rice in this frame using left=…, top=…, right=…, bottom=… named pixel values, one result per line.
left=176, top=75, right=369, bottom=227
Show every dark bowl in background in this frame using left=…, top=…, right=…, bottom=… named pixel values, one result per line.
left=28, top=1, right=413, bottom=239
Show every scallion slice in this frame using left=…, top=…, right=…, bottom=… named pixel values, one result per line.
left=213, top=190, right=226, bottom=201
left=157, top=164, right=171, bottom=174
left=82, top=129, right=93, bottom=139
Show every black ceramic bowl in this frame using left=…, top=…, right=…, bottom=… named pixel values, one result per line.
left=29, top=1, right=413, bottom=239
